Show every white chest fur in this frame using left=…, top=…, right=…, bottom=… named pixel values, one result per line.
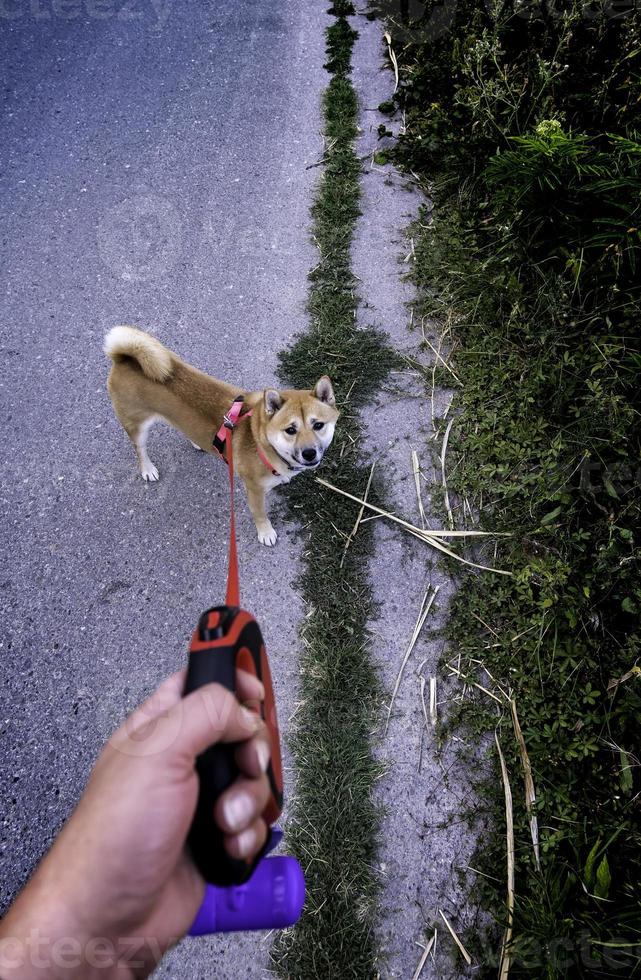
left=262, top=468, right=302, bottom=490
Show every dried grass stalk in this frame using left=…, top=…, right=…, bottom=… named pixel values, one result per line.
left=383, top=31, right=399, bottom=93
left=438, top=910, right=472, bottom=965
left=412, top=449, right=427, bottom=529
left=510, top=699, right=540, bottom=871
left=607, top=664, right=641, bottom=693
left=340, top=461, right=376, bottom=569
left=429, top=676, right=437, bottom=726
left=440, top=417, right=455, bottom=530
left=315, top=478, right=512, bottom=576
left=412, top=929, right=437, bottom=980
left=385, top=587, right=439, bottom=733
left=419, top=676, right=429, bottom=730
left=447, top=662, right=506, bottom=704
left=422, top=334, right=463, bottom=386
left=495, top=730, right=515, bottom=980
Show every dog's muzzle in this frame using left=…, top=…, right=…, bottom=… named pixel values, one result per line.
left=299, top=447, right=321, bottom=467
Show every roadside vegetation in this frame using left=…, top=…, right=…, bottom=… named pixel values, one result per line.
left=373, top=0, right=641, bottom=975
left=271, top=3, right=396, bottom=976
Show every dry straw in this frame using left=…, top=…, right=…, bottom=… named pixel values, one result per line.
left=429, top=676, right=438, bottom=726
left=385, top=587, right=439, bottom=733
left=383, top=31, right=399, bottom=93
left=511, top=699, right=541, bottom=871
left=440, top=417, right=455, bottom=530
left=412, top=929, right=437, bottom=980
left=419, top=675, right=430, bottom=730
left=495, top=730, right=515, bottom=980
left=438, top=909, right=472, bottom=965
left=315, top=478, right=512, bottom=576
left=411, top=448, right=427, bottom=529
left=446, top=661, right=505, bottom=704
left=340, top=461, right=376, bottom=569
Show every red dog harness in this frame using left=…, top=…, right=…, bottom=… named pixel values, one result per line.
left=212, top=395, right=279, bottom=477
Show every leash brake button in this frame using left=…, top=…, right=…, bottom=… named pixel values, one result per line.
left=197, top=605, right=239, bottom=642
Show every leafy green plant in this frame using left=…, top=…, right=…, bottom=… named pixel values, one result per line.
left=484, top=126, right=641, bottom=291
left=370, top=0, right=641, bottom=974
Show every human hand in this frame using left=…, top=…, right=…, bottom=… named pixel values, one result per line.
left=0, top=669, right=272, bottom=979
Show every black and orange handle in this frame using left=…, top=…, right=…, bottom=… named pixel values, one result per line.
left=184, top=606, right=284, bottom=887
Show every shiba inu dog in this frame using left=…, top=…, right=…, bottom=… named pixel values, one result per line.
left=104, top=326, right=338, bottom=546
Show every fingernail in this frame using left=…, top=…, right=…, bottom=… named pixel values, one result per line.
left=257, top=741, right=271, bottom=773
left=232, top=825, right=258, bottom=858
left=240, top=706, right=261, bottom=730
left=222, top=792, right=253, bottom=831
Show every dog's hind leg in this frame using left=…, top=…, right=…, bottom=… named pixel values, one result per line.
left=108, top=371, right=161, bottom=482
left=114, top=410, right=160, bottom=482
left=132, top=416, right=160, bottom=482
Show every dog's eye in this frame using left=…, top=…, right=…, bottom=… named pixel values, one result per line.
left=313, top=421, right=325, bottom=431
left=284, top=425, right=297, bottom=436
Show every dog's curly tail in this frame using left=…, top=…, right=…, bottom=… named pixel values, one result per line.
left=104, top=326, right=173, bottom=383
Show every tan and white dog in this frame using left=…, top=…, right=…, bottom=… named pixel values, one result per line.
left=104, top=326, right=338, bottom=546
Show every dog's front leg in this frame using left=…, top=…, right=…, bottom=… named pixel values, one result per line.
left=244, top=481, right=277, bottom=547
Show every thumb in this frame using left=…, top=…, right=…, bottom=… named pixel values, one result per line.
left=109, top=683, right=263, bottom=760
left=165, top=683, right=263, bottom=758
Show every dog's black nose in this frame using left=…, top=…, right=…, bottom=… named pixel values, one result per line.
left=302, top=447, right=317, bottom=462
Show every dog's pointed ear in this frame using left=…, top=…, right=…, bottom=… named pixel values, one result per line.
left=313, top=376, right=335, bottom=407
left=264, top=388, right=283, bottom=416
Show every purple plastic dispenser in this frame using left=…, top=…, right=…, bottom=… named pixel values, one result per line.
left=188, top=854, right=305, bottom=935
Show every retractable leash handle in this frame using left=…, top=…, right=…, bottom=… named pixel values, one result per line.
left=184, top=603, right=283, bottom=886
left=184, top=399, right=305, bottom=934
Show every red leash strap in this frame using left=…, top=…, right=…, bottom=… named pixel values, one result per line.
left=212, top=396, right=249, bottom=607
left=225, top=424, right=241, bottom=607
left=213, top=394, right=279, bottom=605
left=188, top=394, right=287, bottom=888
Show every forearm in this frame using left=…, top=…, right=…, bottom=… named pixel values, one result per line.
left=0, top=905, right=152, bottom=980
left=0, top=858, right=143, bottom=980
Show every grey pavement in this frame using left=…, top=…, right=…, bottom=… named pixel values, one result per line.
left=0, top=2, right=327, bottom=977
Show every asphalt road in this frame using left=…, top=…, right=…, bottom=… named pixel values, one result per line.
left=0, top=2, right=326, bottom=976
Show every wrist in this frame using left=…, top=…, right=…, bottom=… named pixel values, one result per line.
left=0, top=860, right=125, bottom=980
left=0, top=925, right=124, bottom=980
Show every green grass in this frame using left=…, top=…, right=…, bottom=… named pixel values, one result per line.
left=270, top=4, right=397, bottom=976
left=418, top=201, right=641, bottom=976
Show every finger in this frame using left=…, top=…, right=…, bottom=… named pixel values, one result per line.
left=236, top=668, right=264, bottom=704
left=126, top=667, right=265, bottom=732
left=224, top=818, right=268, bottom=860
left=126, top=668, right=261, bottom=738
left=122, top=669, right=187, bottom=736
left=167, top=683, right=263, bottom=758
left=214, top=774, right=270, bottom=835
left=234, top=729, right=272, bottom=779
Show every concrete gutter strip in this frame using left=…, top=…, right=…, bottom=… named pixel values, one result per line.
left=351, top=9, right=482, bottom=978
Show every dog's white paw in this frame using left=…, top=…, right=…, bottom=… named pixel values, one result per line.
left=141, top=463, right=160, bottom=482
left=190, top=440, right=205, bottom=452
left=257, top=523, right=277, bottom=547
